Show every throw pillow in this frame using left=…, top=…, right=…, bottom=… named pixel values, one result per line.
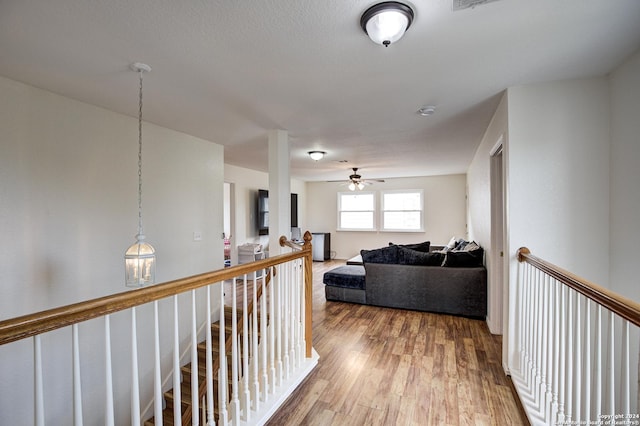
left=389, top=241, right=431, bottom=253
left=397, top=247, right=444, bottom=266
left=361, top=245, right=399, bottom=264
left=446, top=236, right=457, bottom=249
left=454, top=239, right=469, bottom=251
left=443, top=247, right=484, bottom=267
left=463, top=241, right=480, bottom=252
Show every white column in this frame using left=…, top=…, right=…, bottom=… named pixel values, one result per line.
left=268, top=129, right=291, bottom=256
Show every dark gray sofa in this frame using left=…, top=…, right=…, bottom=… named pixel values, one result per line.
left=323, top=242, right=487, bottom=318
left=363, top=263, right=487, bottom=318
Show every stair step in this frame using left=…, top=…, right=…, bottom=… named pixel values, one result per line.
left=144, top=304, right=261, bottom=425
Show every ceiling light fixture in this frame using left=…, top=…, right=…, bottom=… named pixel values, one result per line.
left=308, top=150, right=326, bottom=161
left=360, top=2, right=414, bottom=47
left=417, top=105, right=436, bottom=116
left=125, top=62, right=156, bottom=288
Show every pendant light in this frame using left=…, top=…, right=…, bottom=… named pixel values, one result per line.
left=125, top=62, right=156, bottom=287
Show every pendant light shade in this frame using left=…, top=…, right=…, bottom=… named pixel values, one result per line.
left=361, top=2, right=414, bottom=47
left=125, top=234, right=156, bottom=286
left=125, top=62, right=155, bottom=287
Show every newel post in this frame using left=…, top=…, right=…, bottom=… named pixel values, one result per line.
left=302, top=231, right=313, bottom=357
left=517, top=247, right=530, bottom=263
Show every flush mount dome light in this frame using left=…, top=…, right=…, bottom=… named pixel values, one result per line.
left=417, top=105, right=436, bottom=116
left=308, top=150, right=326, bottom=161
left=361, top=2, right=414, bottom=47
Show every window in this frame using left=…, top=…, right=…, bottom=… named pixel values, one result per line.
left=381, top=190, right=424, bottom=232
left=337, top=192, right=376, bottom=231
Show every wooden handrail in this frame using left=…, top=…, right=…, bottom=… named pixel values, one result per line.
left=517, top=247, right=640, bottom=327
left=279, top=230, right=312, bottom=252
left=0, top=236, right=309, bottom=346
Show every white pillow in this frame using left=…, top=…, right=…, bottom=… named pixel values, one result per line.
left=446, top=236, right=457, bottom=249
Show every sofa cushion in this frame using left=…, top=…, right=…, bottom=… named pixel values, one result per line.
left=323, top=265, right=366, bottom=290
left=398, top=247, right=444, bottom=266
left=443, top=247, right=484, bottom=267
left=389, top=241, right=430, bottom=253
left=360, top=245, right=399, bottom=264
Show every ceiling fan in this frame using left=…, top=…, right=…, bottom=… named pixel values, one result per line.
left=331, top=168, right=385, bottom=191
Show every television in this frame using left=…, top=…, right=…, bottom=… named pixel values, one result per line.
left=257, top=190, right=298, bottom=236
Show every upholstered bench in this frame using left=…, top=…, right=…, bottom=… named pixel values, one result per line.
left=323, top=265, right=366, bottom=304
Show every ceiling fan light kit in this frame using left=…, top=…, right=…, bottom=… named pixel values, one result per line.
left=361, top=1, right=414, bottom=47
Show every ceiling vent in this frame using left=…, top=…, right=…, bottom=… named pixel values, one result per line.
left=452, top=0, right=501, bottom=11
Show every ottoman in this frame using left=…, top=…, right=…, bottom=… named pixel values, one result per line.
left=323, top=265, right=366, bottom=304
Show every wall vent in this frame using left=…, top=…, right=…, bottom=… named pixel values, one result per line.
left=452, top=0, right=501, bottom=11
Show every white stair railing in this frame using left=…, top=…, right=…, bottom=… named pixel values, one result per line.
left=512, top=247, right=640, bottom=425
left=0, top=232, right=318, bottom=426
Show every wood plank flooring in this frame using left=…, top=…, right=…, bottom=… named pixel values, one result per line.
left=266, top=260, right=528, bottom=426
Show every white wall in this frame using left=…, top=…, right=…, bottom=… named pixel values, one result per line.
left=306, top=175, right=467, bottom=260
left=0, top=75, right=224, bottom=425
left=504, top=77, right=611, bottom=376
left=224, top=164, right=306, bottom=262
left=609, top=47, right=640, bottom=410
left=609, top=49, right=640, bottom=301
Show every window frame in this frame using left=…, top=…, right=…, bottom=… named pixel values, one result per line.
left=380, top=189, right=424, bottom=232
left=336, top=191, right=377, bottom=231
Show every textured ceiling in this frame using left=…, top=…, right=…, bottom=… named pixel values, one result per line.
left=1, top=0, right=639, bottom=182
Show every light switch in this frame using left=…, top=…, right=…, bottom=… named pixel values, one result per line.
left=193, top=231, right=202, bottom=241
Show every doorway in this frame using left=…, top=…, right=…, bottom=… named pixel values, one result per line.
left=490, top=139, right=505, bottom=335
left=223, top=182, right=235, bottom=267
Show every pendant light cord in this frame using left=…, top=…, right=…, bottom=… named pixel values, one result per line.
left=137, top=69, right=144, bottom=237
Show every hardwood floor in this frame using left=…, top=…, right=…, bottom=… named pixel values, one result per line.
left=266, top=260, right=528, bottom=426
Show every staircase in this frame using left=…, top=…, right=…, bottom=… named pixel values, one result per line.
left=0, top=233, right=318, bottom=426
left=144, top=306, right=239, bottom=425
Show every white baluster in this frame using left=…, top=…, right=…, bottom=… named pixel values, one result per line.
left=34, top=335, right=44, bottom=426
left=516, top=261, right=525, bottom=373
left=173, top=295, right=182, bottom=425
left=242, top=274, right=250, bottom=420
left=205, top=285, right=215, bottom=426
left=289, top=261, right=297, bottom=369
left=621, top=320, right=630, bottom=415
left=295, top=259, right=302, bottom=366
left=574, top=293, right=582, bottom=423
left=218, top=280, right=228, bottom=425
left=154, top=301, right=163, bottom=426
left=105, top=315, right=115, bottom=426
left=230, top=275, right=240, bottom=421
left=255, top=270, right=264, bottom=405
left=130, top=309, right=140, bottom=426
left=72, top=324, right=83, bottom=426
left=275, top=264, right=283, bottom=387
left=251, top=269, right=258, bottom=411
left=594, top=305, right=602, bottom=418
left=583, top=299, right=591, bottom=421
left=551, top=279, right=560, bottom=423
left=565, top=288, right=574, bottom=423
left=539, top=273, right=548, bottom=417
left=524, top=264, right=533, bottom=387
left=268, top=266, right=276, bottom=394
left=191, top=290, right=199, bottom=426
left=283, top=262, right=291, bottom=379
left=300, top=259, right=307, bottom=364
left=532, top=268, right=541, bottom=396
left=557, top=285, right=566, bottom=424
left=607, top=311, right=615, bottom=417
